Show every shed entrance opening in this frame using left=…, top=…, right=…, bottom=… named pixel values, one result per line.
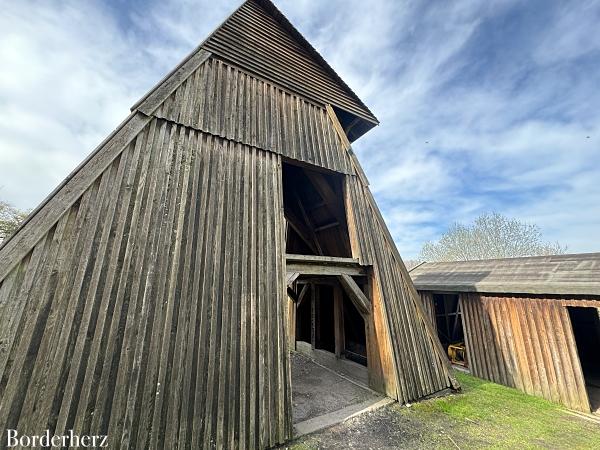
left=568, top=306, right=600, bottom=413
left=433, top=293, right=467, bottom=367
left=294, top=278, right=368, bottom=371
left=289, top=275, right=373, bottom=427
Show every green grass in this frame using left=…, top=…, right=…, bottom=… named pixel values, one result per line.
left=403, top=371, right=600, bottom=449
left=285, top=372, right=600, bottom=449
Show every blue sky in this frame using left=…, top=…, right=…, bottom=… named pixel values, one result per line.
left=0, top=0, right=599, bottom=259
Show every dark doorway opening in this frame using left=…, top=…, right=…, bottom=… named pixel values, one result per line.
left=292, top=277, right=369, bottom=382
left=296, top=290, right=312, bottom=344
left=344, top=290, right=367, bottom=366
left=433, top=293, right=467, bottom=367
left=316, top=284, right=335, bottom=353
left=568, top=306, right=600, bottom=413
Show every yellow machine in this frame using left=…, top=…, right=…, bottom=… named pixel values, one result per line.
left=448, top=342, right=468, bottom=366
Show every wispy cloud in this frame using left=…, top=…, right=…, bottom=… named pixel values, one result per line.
left=0, top=0, right=599, bottom=259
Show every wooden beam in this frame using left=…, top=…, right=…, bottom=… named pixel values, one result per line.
left=296, top=284, right=310, bottom=308
left=287, top=272, right=300, bottom=287
left=314, top=221, right=339, bottom=233
left=284, top=211, right=318, bottom=254
left=286, top=254, right=367, bottom=277
left=286, top=254, right=360, bottom=265
left=288, top=296, right=296, bottom=350
left=337, top=274, right=370, bottom=317
left=304, top=171, right=344, bottom=223
left=287, top=287, right=299, bottom=302
left=325, top=103, right=369, bottom=185
left=334, top=285, right=344, bottom=358
left=294, top=192, right=323, bottom=255
left=287, top=265, right=365, bottom=277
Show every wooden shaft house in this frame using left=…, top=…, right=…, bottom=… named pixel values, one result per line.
left=0, top=1, right=458, bottom=448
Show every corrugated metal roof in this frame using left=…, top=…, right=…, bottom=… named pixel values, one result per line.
left=410, top=253, right=600, bottom=296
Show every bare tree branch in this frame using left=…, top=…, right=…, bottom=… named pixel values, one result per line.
left=419, top=212, right=567, bottom=262
left=0, top=200, right=29, bottom=244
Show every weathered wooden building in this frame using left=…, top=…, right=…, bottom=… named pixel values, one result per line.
left=411, top=253, right=600, bottom=413
left=0, top=0, right=458, bottom=448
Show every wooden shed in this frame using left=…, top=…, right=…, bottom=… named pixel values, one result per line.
left=411, top=253, right=600, bottom=413
left=0, top=1, right=457, bottom=448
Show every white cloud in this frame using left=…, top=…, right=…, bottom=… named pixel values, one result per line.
left=0, top=0, right=599, bottom=260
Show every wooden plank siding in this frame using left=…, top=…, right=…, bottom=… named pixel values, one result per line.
left=0, top=119, right=292, bottom=448
left=202, top=0, right=378, bottom=127
left=0, top=1, right=462, bottom=447
left=146, top=56, right=356, bottom=175
left=345, top=176, right=457, bottom=402
left=419, top=291, right=436, bottom=331
left=458, top=293, right=594, bottom=412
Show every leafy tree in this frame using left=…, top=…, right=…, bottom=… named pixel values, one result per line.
left=419, top=212, right=566, bottom=262
left=0, top=200, right=29, bottom=244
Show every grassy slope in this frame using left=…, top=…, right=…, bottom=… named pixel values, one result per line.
left=287, top=372, right=600, bottom=449
left=408, top=372, right=600, bottom=449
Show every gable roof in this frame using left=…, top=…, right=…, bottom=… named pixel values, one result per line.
left=410, top=253, right=600, bottom=296
left=132, top=0, right=378, bottom=142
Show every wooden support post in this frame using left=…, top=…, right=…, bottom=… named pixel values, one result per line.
left=311, top=284, right=317, bottom=349
left=334, top=284, right=345, bottom=358
left=288, top=295, right=296, bottom=350
left=287, top=287, right=299, bottom=302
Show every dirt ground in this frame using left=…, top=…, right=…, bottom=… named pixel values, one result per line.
left=282, top=402, right=479, bottom=449
left=290, top=352, right=378, bottom=424
left=279, top=371, right=600, bottom=449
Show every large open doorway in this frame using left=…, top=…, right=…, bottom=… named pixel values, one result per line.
left=568, top=306, right=600, bottom=413
left=282, top=160, right=383, bottom=429
left=289, top=275, right=378, bottom=429
left=294, top=277, right=368, bottom=374
left=433, top=293, right=467, bottom=367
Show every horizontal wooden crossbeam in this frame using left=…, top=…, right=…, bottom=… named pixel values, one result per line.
left=285, top=254, right=366, bottom=276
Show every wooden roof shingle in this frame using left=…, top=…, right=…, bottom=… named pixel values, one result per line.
left=410, top=253, right=600, bottom=296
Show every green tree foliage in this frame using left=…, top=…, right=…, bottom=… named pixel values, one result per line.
left=419, top=212, right=567, bottom=262
left=0, top=200, right=29, bottom=244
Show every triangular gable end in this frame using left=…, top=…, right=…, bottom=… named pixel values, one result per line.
left=133, top=0, right=378, bottom=142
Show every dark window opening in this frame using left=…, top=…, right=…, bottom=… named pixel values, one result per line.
left=568, top=306, right=600, bottom=412
left=433, top=293, right=467, bottom=367
left=282, top=162, right=352, bottom=258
